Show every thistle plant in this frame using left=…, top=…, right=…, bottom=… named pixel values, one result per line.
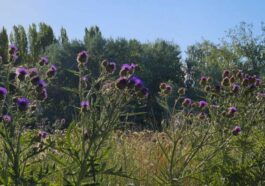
left=51, top=52, right=148, bottom=185
left=0, top=45, right=56, bottom=185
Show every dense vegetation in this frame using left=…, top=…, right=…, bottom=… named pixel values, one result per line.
left=0, top=22, right=265, bottom=185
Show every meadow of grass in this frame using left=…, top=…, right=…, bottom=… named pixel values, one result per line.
left=0, top=45, right=265, bottom=185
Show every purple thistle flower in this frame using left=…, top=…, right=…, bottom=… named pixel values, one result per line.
left=116, top=77, right=127, bottom=90
left=198, top=100, right=208, bottom=108
left=134, top=78, right=143, bottom=90
left=16, top=67, right=28, bottom=81
left=0, top=87, right=7, bottom=99
left=77, top=51, right=89, bottom=64
left=39, top=56, right=49, bottom=66
left=9, top=44, right=18, bottom=55
left=2, top=114, right=12, bottom=124
left=139, top=87, right=149, bottom=98
left=17, top=97, right=30, bottom=111
left=231, top=84, right=240, bottom=93
left=182, top=98, right=192, bottom=107
left=28, top=68, right=38, bottom=77
left=228, top=106, right=237, bottom=114
left=119, top=64, right=132, bottom=76
left=38, top=80, right=47, bottom=88
left=128, top=76, right=139, bottom=89
left=232, top=126, right=241, bottom=136
left=47, top=64, right=57, bottom=77
left=36, top=80, right=47, bottom=92
left=199, top=76, right=207, bottom=86
left=255, top=78, right=261, bottom=86
left=38, top=131, right=48, bottom=139
left=80, top=100, right=90, bottom=112
left=164, top=85, right=172, bottom=94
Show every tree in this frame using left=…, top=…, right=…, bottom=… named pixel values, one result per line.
left=84, top=26, right=105, bottom=57
left=28, top=23, right=39, bottom=61
left=37, top=23, right=55, bottom=52
left=59, top=27, right=69, bottom=46
left=17, top=25, right=28, bottom=60
left=0, top=27, right=8, bottom=63
left=222, top=22, right=265, bottom=75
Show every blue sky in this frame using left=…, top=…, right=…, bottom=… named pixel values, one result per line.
left=0, top=0, right=265, bottom=53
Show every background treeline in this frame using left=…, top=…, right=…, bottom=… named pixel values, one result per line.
left=1, top=22, right=265, bottom=129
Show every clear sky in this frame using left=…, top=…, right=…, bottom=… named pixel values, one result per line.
left=0, top=0, right=265, bottom=54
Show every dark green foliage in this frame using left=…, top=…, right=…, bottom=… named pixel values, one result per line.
left=0, top=27, right=8, bottom=62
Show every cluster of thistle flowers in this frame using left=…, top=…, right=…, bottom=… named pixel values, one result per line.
left=76, top=50, right=149, bottom=112
left=158, top=78, right=242, bottom=135
left=200, top=69, right=262, bottom=95
left=0, top=44, right=56, bottom=138
left=159, top=83, right=173, bottom=96
left=116, top=64, right=149, bottom=98
left=188, top=69, right=263, bottom=136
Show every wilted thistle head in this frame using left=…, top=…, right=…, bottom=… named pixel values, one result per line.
left=2, top=114, right=12, bottom=124
left=236, top=70, right=243, bottom=79
left=214, top=84, right=221, bottom=93
left=106, top=62, right=116, bottom=74
left=0, top=56, right=2, bottom=63
left=37, top=88, right=48, bottom=101
left=159, top=83, right=167, bottom=90
left=101, top=59, right=109, bottom=67
left=116, top=77, right=127, bottom=90
left=204, top=85, right=211, bottom=92
left=39, top=56, right=48, bottom=66
left=198, top=100, right=208, bottom=108
left=0, top=87, right=8, bottom=100
left=248, top=76, right=256, bottom=84
left=221, top=77, right=230, bottom=86
left=30, top=76, right=41, bottom=86
left=229, top=76, right=235, bottom=84
left=228, top=106, right=237, bottom=117
left=80, top=101, right=90, bottom=112
left=242, top=78, right=249, bottom=86
left=47, top=64, right=57, bottom=78
left=182, top=98, right=192, bottom=107
left=77, top=51, right=89, bottom=64
left=17, top=97, right=30, bottom=111
left=16, top=67, right=28, bottom=81
left=199, top=76, right=207, bottom=86
left=222, top=70, right=230, bottom=78
left=231, top=84, right=240, bottom=93
left=178, top=87, right=186, bottom=95
left=232, top=126, right=241, bottom=136
left=198, top=112, right=207, bottom=120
